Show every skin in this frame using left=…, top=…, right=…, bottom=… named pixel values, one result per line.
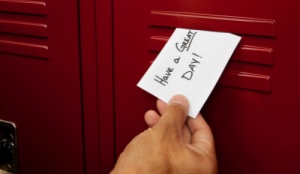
left=110, top=95, right=217, bottom=174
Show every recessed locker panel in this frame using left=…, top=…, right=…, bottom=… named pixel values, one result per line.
left=0, top=0, right=84, bottom=174
left=113, top=0, right=300, bottom=173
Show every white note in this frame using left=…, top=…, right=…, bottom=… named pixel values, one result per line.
left=137, top=28, right=241, bottom=118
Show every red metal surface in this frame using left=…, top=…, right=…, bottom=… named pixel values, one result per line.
left=80, top=0, right=116, bottom=173
left=79, top=0, right=100, bottom=174
left=149, top=10, right=276, bottom=37
left=2, top=0, right=299, bottom=173
left=0, top=0, right=84, bottom=174
left=96, top=0, right=115, bottom=173
left=0, top=0, right=47, bottom=15
left=112, top=0, right=300, bottom=174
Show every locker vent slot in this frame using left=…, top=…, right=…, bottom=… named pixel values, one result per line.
left=149, top=36, right=274, bottom=66
left=149, top=10, right=276, bottom=37
left=0, top=0, right=48, bottom=59
left=148, top=10, right=276, bottom=93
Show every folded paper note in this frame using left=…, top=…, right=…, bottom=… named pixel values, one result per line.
left=137, top=28, right=241, bottom=118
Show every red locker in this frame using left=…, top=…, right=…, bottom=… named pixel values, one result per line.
left=110, top=0, right=300, bottom=174
left=0, top=0, right=85, bottom=173
left=2, top=0, right=300, bottom=174
left=0, top=0, right=110, bottom=173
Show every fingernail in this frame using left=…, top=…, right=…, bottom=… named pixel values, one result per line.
left=169, top=95, right=189, bottom=108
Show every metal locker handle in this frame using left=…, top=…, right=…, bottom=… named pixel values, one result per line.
left=0, top=119, right=17, bottom=174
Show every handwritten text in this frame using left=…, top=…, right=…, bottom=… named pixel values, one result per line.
left=175, top=30, right=197, bottom=52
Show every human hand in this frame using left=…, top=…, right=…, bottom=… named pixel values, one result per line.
left=110, top=95, right=217, bottom=174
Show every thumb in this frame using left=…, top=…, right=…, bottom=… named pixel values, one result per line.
left=155, top=95, right=189, bottom=138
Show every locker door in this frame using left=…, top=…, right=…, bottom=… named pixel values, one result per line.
left=0, top=0, right=84, bottom=174
left=113, top=0, right=300, bottom=173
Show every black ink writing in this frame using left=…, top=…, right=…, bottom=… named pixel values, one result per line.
left=154, top=67, right=174, bottom=86
left=182, top=53, right=202, bottom=80
left=173, top=57, right=180, bottom=64
left=192, top=52, right=200, bottom=57
left=175, top=30, right=197, bottom=52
